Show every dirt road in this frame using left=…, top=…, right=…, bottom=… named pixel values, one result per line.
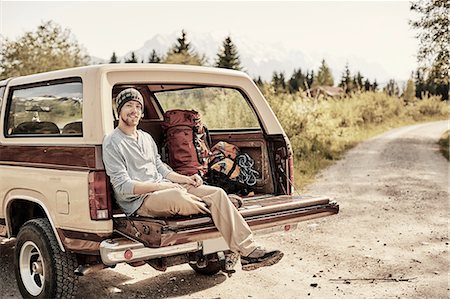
left=1, top=121, right=448, bottom=298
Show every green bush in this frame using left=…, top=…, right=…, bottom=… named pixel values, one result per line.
left=416, top=95, right=448, bottom=116
left=405, top=95, right=448, bottom=121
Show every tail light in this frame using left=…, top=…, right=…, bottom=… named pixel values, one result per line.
left=288, top=155, right=294, bottom=195
left=88, top=171, right=111, bottom=220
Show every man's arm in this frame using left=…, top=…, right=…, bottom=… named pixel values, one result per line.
left=103, top=141, right=136, bottom=197
left=133, top=173, right=202, bottom=194
left=133, top=180, right=182, bottom=194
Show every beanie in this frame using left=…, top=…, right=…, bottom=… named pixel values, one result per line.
left=115, top=88, right=144, bottom=113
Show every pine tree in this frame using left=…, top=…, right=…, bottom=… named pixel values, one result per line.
left=383, top=79, right=400, bottom=97
left=353, top=72, right=364, bottom=91
left=306, top=70, right=315, bottom=90
left=110, top=52, right=118, bottom=63
left=254, top=76, right=264, bottom=91
left=364, top=79, right=371, bottom=91
left=288, top=68, right=310, bottom=93
left=172, top=30, right=191, bottom=54
left=279, top=72, right=287, bottom=91
left=215, top=36, right=242, bottom=70
left=312, top=59, right=334, bottom=87
left=410, top=0, right=449, bottom=100
left=288, top=71, right=299, bottom=93
left=271, top=72, right=287, bottom=93
left=372, top=80, right=378, bottom=91
left=255, top=76, right=264, bottom=87
left=164, top=30, right=206, bottom=65
left=288, top=69, right=301, bottom=93
left=414, top=69, right=427, bottom=98
left=339, top=64, right=353, bottom=94
left=271, top=72, right=279, bottom=90
left=0, top=21, right=88, bottom=79
left=125, top=52, right=138, bottom=63
left=148, top=49, right=161, bottom=63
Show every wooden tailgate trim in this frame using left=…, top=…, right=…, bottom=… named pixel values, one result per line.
left=0, top=144, right=104, bottom=170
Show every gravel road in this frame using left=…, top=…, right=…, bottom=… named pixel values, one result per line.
left=1, top=120, right=448, bottom=298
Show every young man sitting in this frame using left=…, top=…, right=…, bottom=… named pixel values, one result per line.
left=102, top=88, right=283, bottom=271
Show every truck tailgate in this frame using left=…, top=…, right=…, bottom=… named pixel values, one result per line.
left=113, top=195, right=338, bottom=247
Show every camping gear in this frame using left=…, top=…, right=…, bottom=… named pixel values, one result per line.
left=162, top=109, right=210, bottom=176
left=208, top=141, right=259, bottom=195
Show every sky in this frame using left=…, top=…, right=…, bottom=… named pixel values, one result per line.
left=0, top=1, right=419, bottom=81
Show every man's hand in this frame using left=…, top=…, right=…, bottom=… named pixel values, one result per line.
left=166, top=172, right=203, bottom=188
left=188, top=174, right=203, bottom=187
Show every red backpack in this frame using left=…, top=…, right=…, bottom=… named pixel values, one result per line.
left=162, top=109, right=211, bottom=176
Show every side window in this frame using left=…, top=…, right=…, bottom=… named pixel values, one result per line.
left=5, top=79, right=83, bottom=136
left=155, top=87, right=260, bottom=130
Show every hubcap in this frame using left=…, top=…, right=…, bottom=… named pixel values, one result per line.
left=32, top=261, right=43, bottom=275
left=19, top=241, right=45, bottom=296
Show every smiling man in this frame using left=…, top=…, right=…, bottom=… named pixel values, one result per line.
left=102, top=88, right=284, bottom=271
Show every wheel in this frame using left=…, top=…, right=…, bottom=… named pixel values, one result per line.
left=190, top=260, right=222, bottom=275
left=14, top=218, right=78, bottom=299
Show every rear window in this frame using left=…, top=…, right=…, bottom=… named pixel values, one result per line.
left=5, top=78, right=83, bottom=137
left=155, top=86, right=260, bottom=130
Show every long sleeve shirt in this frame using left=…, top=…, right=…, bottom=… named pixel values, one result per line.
left=102, top=128, right=172, bottom=215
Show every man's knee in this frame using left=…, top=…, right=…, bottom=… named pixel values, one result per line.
left=164, top=189, right=206, bottom=213
left=164, top=188, right=186, bottom=197
left=205, top=185, right=227, bottom=196
left=163, top=188, right=188, bottom=205
left=214, top=186, right=228, bottom=197
left=208, top=187, right=230, bottom=206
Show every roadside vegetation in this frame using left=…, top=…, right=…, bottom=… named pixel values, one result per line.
left=262, top=88, right=448, bottom=189
left=438, top=130, right=450, bottom=161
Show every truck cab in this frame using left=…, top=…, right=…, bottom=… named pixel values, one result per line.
left=0, top=64, right=338, bottom=298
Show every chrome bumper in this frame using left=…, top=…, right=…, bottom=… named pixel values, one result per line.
left=100, top=238, right=201, bottom=266
left=100, top=222, right=299, bottom=266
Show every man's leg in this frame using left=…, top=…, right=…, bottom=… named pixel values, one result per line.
left=184, top=184, right=284, bottom=271
left=138, top=185, right=283, bottom=271
left=136, top=188, right=210, bottom=217
left=183, top=184, right=257, bottom=256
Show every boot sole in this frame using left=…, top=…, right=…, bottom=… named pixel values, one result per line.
left=241, top=252, right=284, bottom=271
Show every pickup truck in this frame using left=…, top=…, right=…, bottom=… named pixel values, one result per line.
left=0, top=64, right=338, bottom=299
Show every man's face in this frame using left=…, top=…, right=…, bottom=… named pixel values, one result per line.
left=119, top=100, right=142, bottom=127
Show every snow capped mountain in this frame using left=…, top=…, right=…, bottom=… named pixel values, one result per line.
left=97, top=31, right=392, bottom=83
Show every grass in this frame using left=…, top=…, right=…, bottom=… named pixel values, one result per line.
left=438, top=130, right=450, bottom=161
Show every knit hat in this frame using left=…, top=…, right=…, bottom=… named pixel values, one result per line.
left=115, top=88, right=144, bottom=113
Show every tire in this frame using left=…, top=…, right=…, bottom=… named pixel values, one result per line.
left=14, top=218, right=78, bottom=299
left=190, top=260, right=222, bottom=276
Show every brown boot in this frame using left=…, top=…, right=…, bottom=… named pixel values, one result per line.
left=241, top=247, right=284, bottom=271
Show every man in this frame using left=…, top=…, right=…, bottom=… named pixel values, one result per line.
left=102, top=88, right=283, bottom=271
